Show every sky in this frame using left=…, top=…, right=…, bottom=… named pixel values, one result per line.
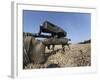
left=23, top=10, right=91, bottom=43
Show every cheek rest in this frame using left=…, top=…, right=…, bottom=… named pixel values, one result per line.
left=24, top=36, right=33, bottom=53
left=23, top=36, right=33, bottom=67
left=23, top=36, right=46, bottom=64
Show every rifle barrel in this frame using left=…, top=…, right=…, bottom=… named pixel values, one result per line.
left=24, top=32, right=52, bottom=38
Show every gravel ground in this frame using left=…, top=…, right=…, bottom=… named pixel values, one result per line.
left=24, top=43, right=91, bottom=69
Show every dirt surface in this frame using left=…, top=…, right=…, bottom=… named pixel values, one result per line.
left=24, top=43, right=91, bottom=69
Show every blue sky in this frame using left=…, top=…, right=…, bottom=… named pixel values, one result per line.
left=23, top=10, right=91, bottom=43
